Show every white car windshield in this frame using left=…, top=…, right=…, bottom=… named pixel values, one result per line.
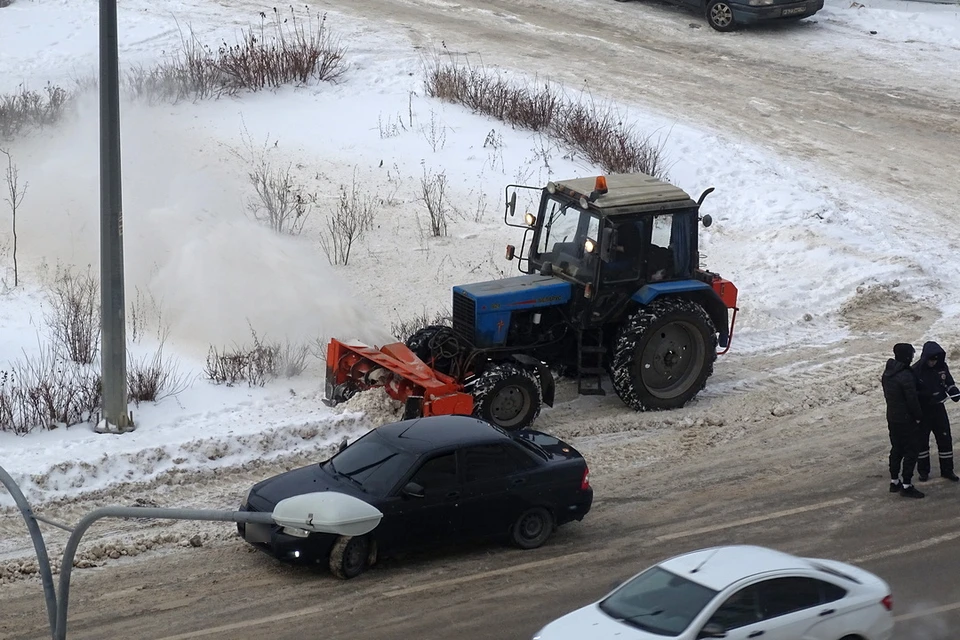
left=598, top=567, right=718, bottom=635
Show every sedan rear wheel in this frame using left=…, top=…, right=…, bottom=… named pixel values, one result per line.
left=510, top=507, right=555, bottom=550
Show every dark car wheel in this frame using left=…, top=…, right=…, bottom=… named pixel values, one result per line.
left=510, top=507, right=555, bottom=550
left=328, top=535, right=372, bottom=580
left=706, top=0, right=737, bottom=31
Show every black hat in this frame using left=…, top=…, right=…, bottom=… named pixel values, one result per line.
left=894, top=343, right=915, bottom=364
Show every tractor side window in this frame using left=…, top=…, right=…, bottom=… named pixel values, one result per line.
left=648, top=214, right=675, bottom=282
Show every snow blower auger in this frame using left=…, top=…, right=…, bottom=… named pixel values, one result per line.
left=323, top=339, right=475, bottom=421
left=323, top=173, right=739, bottom=432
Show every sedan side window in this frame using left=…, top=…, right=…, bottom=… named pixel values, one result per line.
left=409, top=452, right=458, bottom=495
left=758, top=577, right=834, bottom=619
left=706, top=584, right=762, bottom=630
left=463, top=444, right=524, bottom=483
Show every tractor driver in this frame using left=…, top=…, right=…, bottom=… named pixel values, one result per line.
left=604, top=221, right=642, bottom=280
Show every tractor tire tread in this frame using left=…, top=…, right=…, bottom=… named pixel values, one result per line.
left=611, top=297, right=717, bottom=412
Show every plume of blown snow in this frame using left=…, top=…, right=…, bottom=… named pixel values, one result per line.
left=3, top=93, right=392, bottom=351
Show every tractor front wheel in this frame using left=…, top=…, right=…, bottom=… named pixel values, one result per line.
left=611, top=298, right=717, bottom=411
left=472, top=362, right=542, bottom=430
left=404, top=324, right=458, bottom=377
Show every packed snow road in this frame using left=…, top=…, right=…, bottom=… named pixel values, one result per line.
left=3, top=417, right=960, bottom=639
left=270, top=0, right=960, bottom=218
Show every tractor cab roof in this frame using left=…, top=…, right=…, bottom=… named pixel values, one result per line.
left=548, top=173, right=698, bottom=217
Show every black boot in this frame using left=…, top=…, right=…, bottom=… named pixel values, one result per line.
left=901, top=485, right=925, bottom=499
left=943, top=471, right=959, bottom=481
left=889, top=480, right=902, bottom=493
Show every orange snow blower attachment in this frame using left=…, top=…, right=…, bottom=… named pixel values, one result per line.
left=323, top=339, right=474, bottom=419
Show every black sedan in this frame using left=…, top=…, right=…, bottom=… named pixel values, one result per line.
left=238, top=415, right=593, bottom=579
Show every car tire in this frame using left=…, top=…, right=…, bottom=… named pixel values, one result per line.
left=328, top=535, right=372, bottom=580
left=510, top=507, right=555, bottom=549
left=706, top=0, right=737, bottom=31
left=472, top=362, right=542, bottom=431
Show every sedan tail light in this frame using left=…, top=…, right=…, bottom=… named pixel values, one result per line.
left=580, top=466, right=591, bottom=491
left=881, top=595, right=893, bottom=611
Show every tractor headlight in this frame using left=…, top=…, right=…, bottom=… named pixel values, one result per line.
left=524, top=212, right=537, bottom=226
left=546, top=181, right=557, bottom=194
left=584, top=238, right=596, bottom=254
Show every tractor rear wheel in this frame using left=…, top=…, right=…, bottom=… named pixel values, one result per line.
left=472, top=362, right=542, bottom=430
left=611, top=298, right=717, bottom=411
left=404, top=324, right=458, bottom=377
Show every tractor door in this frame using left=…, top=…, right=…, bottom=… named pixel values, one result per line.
left=643, top=210, right=698, bottom=282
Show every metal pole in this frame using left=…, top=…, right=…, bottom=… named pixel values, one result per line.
left=0, top=465, right=58, bottom=639
left=55, top=507, right=276, bottom=640
left=97, top=0, right=132, bottom=433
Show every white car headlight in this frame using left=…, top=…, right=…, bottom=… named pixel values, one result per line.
left=283, top=526, right=310, bottom=538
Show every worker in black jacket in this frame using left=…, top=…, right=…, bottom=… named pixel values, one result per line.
left=913, top=341, right=960, bottom=482
left=881, top=343, right=924, bottom=498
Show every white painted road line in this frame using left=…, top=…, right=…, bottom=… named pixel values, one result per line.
left=654, top=497, right=855, bottom=542
left=382, top=551, right=592, bottom=598
left=850, top=530, right=960, bottom=564
left=155, top=604, right=327, bottom=639
left=895, top=600, right=960, bottom=622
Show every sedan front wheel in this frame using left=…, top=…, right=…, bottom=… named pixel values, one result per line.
left=706, top=0, right=737, bottom=31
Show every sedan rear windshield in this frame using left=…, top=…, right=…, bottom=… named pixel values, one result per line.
left=325, top=433, right=415, bottom=496
left=599, top=567, right=718, bottom=636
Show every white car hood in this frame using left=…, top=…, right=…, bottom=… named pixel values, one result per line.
left=535, top=605, right=664, bottom=640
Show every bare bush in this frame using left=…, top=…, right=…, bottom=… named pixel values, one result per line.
left=0, top=344, right=101, bottom=434
left=216, top=8, right=347, bottom=92
left=2, top=147, right=26, bottom=286
left=0, top=84, right=69, bottom=142
left=45, top=265, right=101, bottom=365
left=204, top=325, right=309, bottom=387
left=319, top=173, right=377, bottom=265
left=128, top=286, right=165, bottom=344
left=419, top=166, right=451, bottom=237
left=424, top=55, right=669, bottom=178
left=390, top=308, right=451, bottom=341
left=127, top=341, right=192, bottom=405
left=69, top=9, right=347, bottom=110
left=247, top=161, right=316, bottom=235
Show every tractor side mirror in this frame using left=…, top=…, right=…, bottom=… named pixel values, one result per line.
left=599, top=227, right=618, bottom=262
left=505, top=244, right=516, bottom=261
left=506, top=191, right=518, bottom=217
left=701, top=214, right=713, bottom=228
left=402, top=482, right=425, bottom=499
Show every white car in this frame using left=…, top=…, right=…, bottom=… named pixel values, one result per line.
left=533, top=545, right=893, bottom=640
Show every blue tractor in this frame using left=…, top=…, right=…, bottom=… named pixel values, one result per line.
left=324, top=173, right=738, bottom=431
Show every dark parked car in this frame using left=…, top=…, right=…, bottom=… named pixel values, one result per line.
left=238, top=415, right=593, bottom=579
left=616, top=0, right=823, bottom=31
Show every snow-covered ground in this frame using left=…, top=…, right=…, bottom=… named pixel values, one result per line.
left=1, top=0, right=959, bottom=515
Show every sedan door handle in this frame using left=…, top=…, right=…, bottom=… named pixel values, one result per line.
left=511, top=478, right=526, bottom=485
left=446, top=491, right=460, bottom=499
left=748, top=632, right=764, bottom=638
left=819, top=608, right=836, bottom=617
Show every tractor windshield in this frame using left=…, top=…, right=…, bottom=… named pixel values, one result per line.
left=534, top=196, right=600, bottom=280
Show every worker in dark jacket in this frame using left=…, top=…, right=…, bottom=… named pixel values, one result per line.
left=881, top=343, right=925, bottom=498
left=913, top=341, right=960, bottom=482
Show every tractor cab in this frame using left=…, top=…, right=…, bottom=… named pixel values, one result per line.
left=505, top=174, right=714, bottom=324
